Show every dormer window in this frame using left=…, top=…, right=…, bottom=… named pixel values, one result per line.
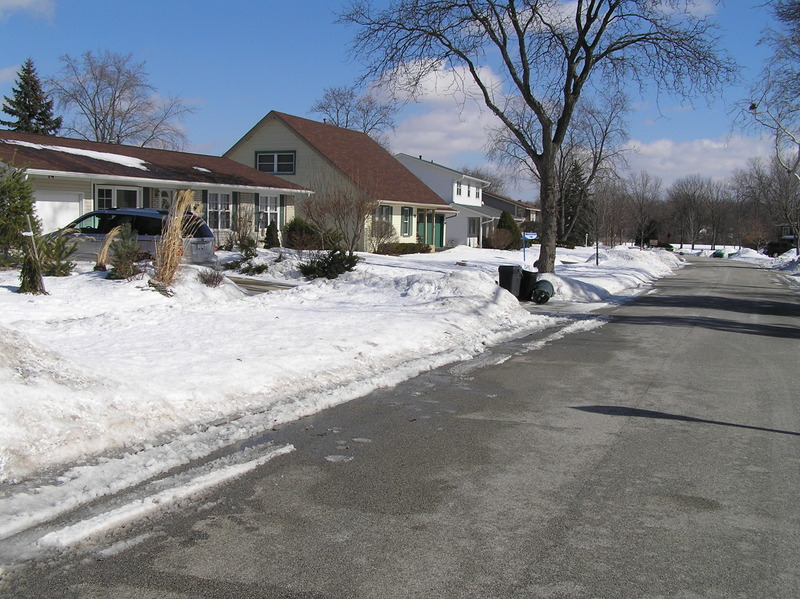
left=256, top=152, right=296, bottom=175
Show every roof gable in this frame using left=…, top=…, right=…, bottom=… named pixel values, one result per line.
left=0, top=130, right=309, bottom=193
left=228, top=111, right=451, bottom=209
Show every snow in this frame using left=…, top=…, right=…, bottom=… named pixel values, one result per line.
left=0, top=243, right=793, bottom=556
left=4, top=139, right=149, bottom=171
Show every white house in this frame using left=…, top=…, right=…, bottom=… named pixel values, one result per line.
left=394, top=153, right=498, bottom=248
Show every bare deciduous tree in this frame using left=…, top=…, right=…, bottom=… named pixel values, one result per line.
left=340, top=0, right=735, bottom=272
left=625, top=171, right=662, bottom=248
left=458, top=164, right=508, bottom=195
left=747, top=1, right=800, bottom=253
left=300, top=175, right=379, bottom=256
left=311, top=84, right=397, bottom=147
left=746, top=158, right=800, bottom=254
left=667, top=175, right=707, bottom=250
left=48, top=50, right=195, bottom=150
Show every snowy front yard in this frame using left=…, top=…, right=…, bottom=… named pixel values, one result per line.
left=0, top=244, right=690, bottom=484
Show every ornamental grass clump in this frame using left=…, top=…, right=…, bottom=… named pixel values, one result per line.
left=152, top=190, right=194, bottom=289
left=94, top=225, right=123, bottom=271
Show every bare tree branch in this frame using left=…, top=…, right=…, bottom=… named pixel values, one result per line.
left=47, top=50, right=195, bottom=150
left=340, top=0, right=736, bottom=272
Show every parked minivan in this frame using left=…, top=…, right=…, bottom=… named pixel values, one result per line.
left=55, top=208, right=217, bottom=264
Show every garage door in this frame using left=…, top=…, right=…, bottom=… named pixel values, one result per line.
left=34, top=191, right=83, bottom=233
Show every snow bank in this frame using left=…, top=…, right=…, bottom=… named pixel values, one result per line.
left=0, top=245, right=682, bottom=483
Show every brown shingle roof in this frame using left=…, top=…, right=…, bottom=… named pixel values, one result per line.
left=0, top=129, right=309, bottom=193
left=270, top=112, right=453, bottom=210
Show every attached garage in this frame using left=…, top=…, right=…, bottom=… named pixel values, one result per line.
left=32, top=190, right=85, bottom=233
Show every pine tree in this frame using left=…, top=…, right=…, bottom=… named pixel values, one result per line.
left=559, top=162, right=594, bottom=247
left=1, top=58, right=62, bottom=135
left=0, top=166, right=39, bottom=262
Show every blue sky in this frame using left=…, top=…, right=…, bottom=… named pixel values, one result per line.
left=0, top=0, right=778, bottom=201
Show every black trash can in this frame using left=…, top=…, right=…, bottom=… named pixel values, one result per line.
left=532, top=279, right=555, bottom=304
left=498, top=265, right=522, bottom=298
left=519, top=269, right=537, bottom=302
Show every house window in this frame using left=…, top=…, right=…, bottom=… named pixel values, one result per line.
left=467, top=184, right=471, bottom=198
left=456, top=181, right=462, bottom=196
left=96, top=186, right=139, bottom=209
left=476, top=188, right=481, bottom=201
left=468, top=217, right=480, bottom=237
left=376, top=205, right=393, bottom=222
left=258, top=195, right=279, bottom=228
left=401, top=207, right=413, bottom=237
left=97, top=187, right=113, bottom=209
left=256, top=152, right=296, bottom=175
left=207, top=192, right=231, bottom=229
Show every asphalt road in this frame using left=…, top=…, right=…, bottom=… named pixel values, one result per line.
left=4, top=257, right=799, bottom=598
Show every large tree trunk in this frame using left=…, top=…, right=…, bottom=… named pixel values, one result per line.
left=535, top=158, right=558, bottom=273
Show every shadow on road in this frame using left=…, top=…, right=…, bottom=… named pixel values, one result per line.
left=632, top=294, right=800, bottom=318
left=573, top=405, right=800, bottom=437
left=609, top=314, right=800, bottom=339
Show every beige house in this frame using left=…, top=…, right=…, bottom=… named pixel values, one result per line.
left=0, top=129, right=310, bottom=239
left=225, top=111, right=455, bottom=250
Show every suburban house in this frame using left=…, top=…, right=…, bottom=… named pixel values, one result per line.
left=0, top=129, right=310, bottom=238
left=482, top=190, right=541, bottom=225
left=224, top=111, right=456, bottom=250
left=394, top=153, right=499, bottom=248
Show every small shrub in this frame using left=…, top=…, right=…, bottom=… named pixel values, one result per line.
left=221, top=258, right=243, bottom=271
left=377, top=242, right=432, bottom=255
left=108, top=223, right=142, bottom=279
left=239, top=235, right=258, bottom=260
left=283, top=217, right=322, bottom=250
left=370, top=220, right=398, bottom=252
left=484, top=228, right=514, bottom=250
left=18, top=241, right=46, bottom=295
left=39, top=234, right=77, bottom=276
left=496, top=211, right=522, bottom=250
left=299, top=249, right=359, bottom=280
left=263, top=220, right=280, bottom=249
left=198, top=268, right=225, bottom=288
left=239, top=261, right=270, bottom=275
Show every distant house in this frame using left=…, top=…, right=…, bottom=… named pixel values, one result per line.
left=224, top=111, right=455, bottom=250
left=394, top=153, right=502, bottom=247
left=0, top=129, right=310, bottom=238
left=482, top=190, right=540, bottom=225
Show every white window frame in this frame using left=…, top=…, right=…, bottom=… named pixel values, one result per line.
left=376, top=205, right=393, bottom=222
left=256, top=151, right=296, bottom=175
left=401, top=207, right=413, bottom=237
left=207, top=191, right=232, bottom=230
left=96, top=186, right=140, bottom=209
left=258, top=195, right=280, bottom=229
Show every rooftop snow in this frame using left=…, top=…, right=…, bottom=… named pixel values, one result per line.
left=4, top=139, right=150, bottom=171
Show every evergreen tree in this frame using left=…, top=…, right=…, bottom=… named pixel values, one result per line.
left=497, top=210, right=522, bottom=250
left=560, top=162, right=595, bottom=246
left=0, top=166, right=39, bottom=262
left=1, top=58, right=62, bottom=135
left=264, top=220, right=280, bottom=249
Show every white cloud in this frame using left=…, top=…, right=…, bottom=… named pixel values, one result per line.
left=0, top=0, right=54, bottom=20
left=624, top=134, right=773, bottom=186
left=0, top=65, right=18, bottom=83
